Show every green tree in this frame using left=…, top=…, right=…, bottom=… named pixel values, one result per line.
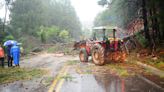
left=96, top=0, right=142, bottom=28
left=40, top=29, right=46, bottom=44
left=59, top=30, right=70, bottom=39
left=9, top=0, right=82, bottom=40
left=10, top=0, right=46, bottom=37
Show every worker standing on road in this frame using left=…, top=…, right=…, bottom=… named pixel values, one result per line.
left=6, top=45, right=13, bottom=67
left=10, top=43, right=20, bottom=66
left=0, top=45, right=5, bottom=67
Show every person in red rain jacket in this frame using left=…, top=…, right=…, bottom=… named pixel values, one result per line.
left=0, top=45, right=5, bottom=67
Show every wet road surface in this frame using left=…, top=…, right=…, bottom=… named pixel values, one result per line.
left=52, top=63, right=164, bottom=92
left=0, top=53, right=163, bottom=92
left=60, top=74, right=163, bottom=92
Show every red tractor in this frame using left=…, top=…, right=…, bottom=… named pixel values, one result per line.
left=74, top=27, right=126, bottom=65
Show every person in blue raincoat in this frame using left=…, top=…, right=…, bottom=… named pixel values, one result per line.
left=10, top=43, right=20, bottom=66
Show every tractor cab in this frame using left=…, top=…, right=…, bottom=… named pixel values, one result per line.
left=92, top=26, right=123, bottom=51
left=92, top=26, right=117, bottom=41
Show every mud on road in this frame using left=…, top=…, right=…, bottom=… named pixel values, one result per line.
left=0, top=53, right=78, bottom=92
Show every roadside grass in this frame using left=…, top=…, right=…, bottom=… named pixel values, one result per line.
left=146, top=58, right=164, bottom=71
left=127, top=52, right=164, bottom=71
left=0, top=67, right=45, bottom=84
left=106, top=64, right=132, bottom=77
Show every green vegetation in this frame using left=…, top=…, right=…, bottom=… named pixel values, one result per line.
left=9, top=0, right=81, bottom=39
left=95, top=0, right=141, bottom=28
left=135, top=32, right=148, bottom=47
left=59, top=30, right=70, bottom=41
left=97, top=0, right=164, bottom=52
left=127, top=51, right=164, bottom=73
left=0, top=68, right=45, bottom=84
left=144, top=58, right=164, bottom=71
left=0, top=0, right=82, bottom=54
left=38, top=26, right=71, bottom=43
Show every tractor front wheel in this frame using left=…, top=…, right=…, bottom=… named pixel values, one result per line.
left=92, top=44, right=105, bottom=65
left=79, top=48, right=88, bottom=62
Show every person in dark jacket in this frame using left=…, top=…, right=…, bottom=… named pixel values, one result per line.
left=10, top=44, right=20, bottom=66
left=6, top=45, right=13, bottom=67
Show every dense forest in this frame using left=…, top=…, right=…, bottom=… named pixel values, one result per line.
left=95, top=0, right=164, bottom=54
left=0, top=0, right=82, bottom=52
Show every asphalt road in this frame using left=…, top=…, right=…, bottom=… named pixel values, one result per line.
left=0, top=53, right=78, bottom=92
left=49, top=62, right=164, bottom=92
left=0, top=53, right=163, bottom=92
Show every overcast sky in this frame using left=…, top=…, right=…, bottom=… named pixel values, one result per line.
left=70, top=0, right=104, bottom=24
left=0, top=1, right=5, bottom=18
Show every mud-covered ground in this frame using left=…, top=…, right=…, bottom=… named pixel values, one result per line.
left=0, top=53, right=78, bottom=92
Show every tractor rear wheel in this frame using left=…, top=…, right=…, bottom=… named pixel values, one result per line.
left=79, top=48, right=88, bottom=62
left=92, top=44, right=105, bottom=65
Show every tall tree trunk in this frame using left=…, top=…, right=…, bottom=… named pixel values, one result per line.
left=142, top=0, right=151, bottom=46
left=149, top=8, right=156, bottom=56
left=153, top=6, right=161, bottom=40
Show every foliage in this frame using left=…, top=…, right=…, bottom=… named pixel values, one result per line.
left=59, top=30, right=70, bottom=39
left=96, top=0, right=164, bottom=52
left=40, top=29, right=46, bottom=43
left=9, top=0, right=81, bottom=40
left=0, top=19, right=15, bottom=44
left=135, top=32, right=148, bottom=47
left=0, top=19, right=5, bottom=43
left=2, top=0, right=82, bottom=52
left=2, top=35, right=14, bottom=42
left=95, top=0, right=142, bottom=28
left=38, top=26, right=60, bottom=43
left=38, top=26, right=71, bottom=43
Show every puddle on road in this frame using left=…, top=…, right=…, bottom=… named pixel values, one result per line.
left=60, top=74, right=163, bottom=92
